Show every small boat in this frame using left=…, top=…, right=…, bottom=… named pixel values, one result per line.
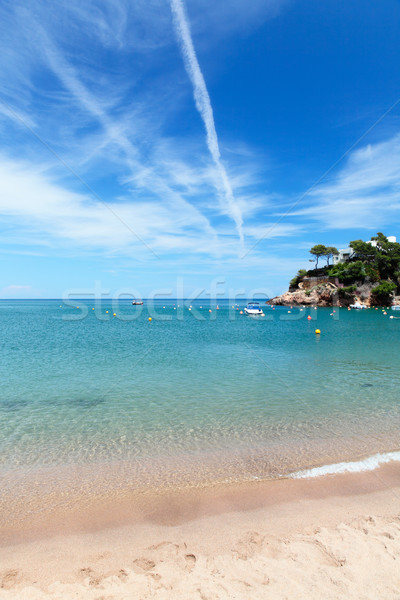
left=391, top=305, right=400, bottom=311
left=350, top=302, right=367, bottom=309
left=132, top=300, right=144, bottom=305
left=244, top=302, right=265, bottom=316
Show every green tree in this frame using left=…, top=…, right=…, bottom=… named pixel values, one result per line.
left=309, top=244, right=327, bottom=268
left=328, top=261, right=365, bottom=283
left=349, top=239, right=376, bottom=262
left=370, top=232, right=388, bottom=251
left=325, top=246, right=339, bottom=266
left=351, top=234, right=400, bottom=280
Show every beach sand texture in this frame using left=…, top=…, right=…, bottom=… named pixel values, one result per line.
left=1, top=467, right=400, bottom=600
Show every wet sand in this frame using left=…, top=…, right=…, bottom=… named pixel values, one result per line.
left=1, top=463, right=400, bottom=598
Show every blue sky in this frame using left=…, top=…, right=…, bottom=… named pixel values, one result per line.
left=0, top=0, right=399, bottom=298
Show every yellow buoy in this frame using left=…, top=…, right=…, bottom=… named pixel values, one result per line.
left=106, top=310, right=109, bottom=313
left=315, top=329, right=321, bottom=334
left=113, top=313, right=116, bottom=316
left=148, top=317, right=152, bottom=321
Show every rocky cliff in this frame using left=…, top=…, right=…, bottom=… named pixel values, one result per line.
left=269, top=279, right=400, bottom=307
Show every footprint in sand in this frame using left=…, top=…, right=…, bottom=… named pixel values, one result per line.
left=184, top=553, right=197, bottom=572
left=132, top=558, right=156, bottom=573
left=78, top=567, right=103, bottom=587
left=144, top=541, right=197, bottom=572
left=312, top=540, right=347, bottom=567
left=232, top=531, right=265, bottom=560
left=147, top=541, right=180, bottom=559
left=118, top=569, right=129, bottom=581
left=1, top=569, right=22, bottom=590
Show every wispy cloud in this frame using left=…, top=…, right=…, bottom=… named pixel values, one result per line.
left=0, top=0, right=300, bottom=295
left=295, top=134, right=400, bottom=230
left=170, top=0, right=244, bottom=247
left=0, top=157, right=221, bottom=258
left=0, top=13, right=221, bottom=254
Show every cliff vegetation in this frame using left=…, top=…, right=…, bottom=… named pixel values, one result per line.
left=271, top=233, right=400, bottom=307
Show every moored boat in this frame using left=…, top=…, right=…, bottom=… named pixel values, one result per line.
left=244, top=302, right=265, bottom=316
left=350, top=302, right=367, bottom=309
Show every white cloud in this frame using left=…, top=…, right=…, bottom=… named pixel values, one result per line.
left=294, top=133, right=400, bottom=230
left=170, top=0, right=244, bottom=246
left=0, top=0, right=293, bottom=273
left=0, top=158, right=218, bottom=257
left=244, top=223, right=303, bottom=239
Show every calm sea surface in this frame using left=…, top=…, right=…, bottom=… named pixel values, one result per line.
left=1, top=300, right=399, bottom=511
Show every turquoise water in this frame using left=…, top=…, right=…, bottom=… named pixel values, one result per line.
left=1, top=300, right=400, bottom=502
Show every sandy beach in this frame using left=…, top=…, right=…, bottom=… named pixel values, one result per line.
left=1, top=0, right=400, bottom=592
left=1, top=462, right=399, bottom=599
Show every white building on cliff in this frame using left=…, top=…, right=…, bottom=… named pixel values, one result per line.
left=332, top=236, right=397, bottom=265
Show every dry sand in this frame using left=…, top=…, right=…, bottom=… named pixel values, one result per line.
left=1, top=463, right=400, bottom=599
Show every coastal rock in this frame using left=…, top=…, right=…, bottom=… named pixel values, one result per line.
left=270, top=279, right=392, bottom=307
left=269, top=282, right=339, bottom=307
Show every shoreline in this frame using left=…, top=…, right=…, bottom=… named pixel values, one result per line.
left=2, top=446, right=400, bottom=542
left=1, top=462, right=400, bottom=598
left=2, top=447, right=400, bottom=545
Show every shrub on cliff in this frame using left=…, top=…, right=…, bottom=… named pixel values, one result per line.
left=337, top=285, right=357, bottom=305
left=370, top=281, right=397, bottom=305
left=289, top=269, right=307, bottom=290
left=288, top=233, right=400, bottom=298
left=327, top=261, right=366, bottom=284
left=338, top=284, right=357, bottom=296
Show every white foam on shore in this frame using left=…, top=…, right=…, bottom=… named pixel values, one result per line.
left=290, top=451, right=400, bottom=479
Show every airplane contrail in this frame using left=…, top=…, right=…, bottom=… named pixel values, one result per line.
left=170, top=0, right=244, bottom=246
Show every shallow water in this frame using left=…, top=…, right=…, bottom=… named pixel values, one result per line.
left=1, top=300, right=399, bottom=510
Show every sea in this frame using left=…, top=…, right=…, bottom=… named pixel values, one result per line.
left=1, top=299, right=400, bottom=523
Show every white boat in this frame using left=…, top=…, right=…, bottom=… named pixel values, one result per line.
left=391, top=305, right=400, bottom=311
left=244, top=302, right=265, bottom=316
left=350, top=302, right=367, bottom=309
